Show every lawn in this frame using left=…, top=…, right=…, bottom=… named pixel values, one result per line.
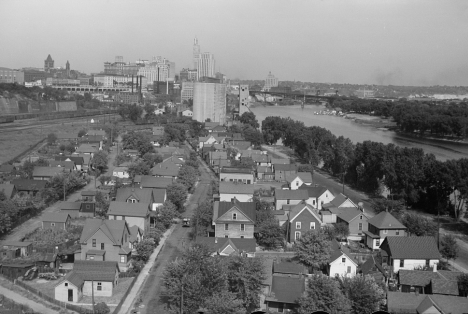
left=26, top=277, right=59, bottom=298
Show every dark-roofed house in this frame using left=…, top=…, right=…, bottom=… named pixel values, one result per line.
left=274, top=164, right=297, bottom=181
left=220, top=167, right=255, bottom=184
left=219, top=182, right=255, bottom=202
left=380, top=236, right=440, bottom=273
left=0, top=183, right=16, bottom=199
left=140, top=176, right=174, bottom=189
left=286, top=201, right=324, bottom=243
left=387, top=291, right=468, bottom=314
left=49, top=160, right=76, bottom=171
left=208, top=151, right=228, bottom=166
left=398, top=268, right=463, bottom=296
left=250, top=154, right=270, bottom=167
left=151, top=160, right=180, bottom=179
left=271, top=158, right=290, bottom=165
left=107, top=201, right=150, bottom=234
left=336, top=207, right=370, bottom=240
left=42, top=213, right=71, bottom=230
left=0, top=241, right=32, bottom=257
left=32, top=166, right=67, bottom=180
left=0, top=164, right=15, bottom=174
left=256, top=165, right=274, bottom=181
left=212, top=200, right=256, bottom=238
left=275, top=189, right=309, bottom=210
left=359, top=254, right=388, bottom=282
left=265, top=275, right=304, bottom=313
left=77, top=219, right=132, bottom=271
left=152, top=189, right=167, bottom=210
left=58, top=201, right=82, bottom=218
left=80, top=203, right=95, bottom=217
left=74, top=143, right=99, bottom=157
left=273, top=261, right=307, bottom=276
left=285, top=172, right=313, bottom=190
left=364, top=211, right=407, bottom=250
left=298, top=185, right=334, bottom=210
left=11, top=179, right=47, bottom=196
left=195, top=237, right=257, bottom=257
left=116, top=187, right=153, bottom=206
left=55, top=156, right=85, bottom=171
left=54, top=260, right=120, bottom=303
left=81, top=190, right=97, bottom=202
left=322, top=193, right=357, bottom=210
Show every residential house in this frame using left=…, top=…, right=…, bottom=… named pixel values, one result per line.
left=112, top=166, right=129, bottom=179
left=208, top=151, right=228, bottom=166
left=204, top=121, right=220, bottom=132
left=74, top=144, right=99, bottom=157
left=80, top=203, right=95, bottom=217
left=107, top=201, right=150, bottom=234
left=81, top=190, right=97, bottom=202
left=151, top=160, right=180, bottom=179
left=285, top=172, right=313, bottom=190
left=198, top=135, right=224, bottom=149
left=56, top=133, right=79, bottom=143
left=364, top=211, right=407, bottom=250
left=123, top=149, right=139, bottom=157
left=398, top=268, right=463, bottom=295
left=0, top=241, right=33, bottom=257
left=55, top=156, right=85, bottom=171
left=211, top=125, right=226, bottom=133
left=212, top=158, right=231, bottom=174
left=212, top=200, right=256, bottom=238
left=116, top=187, right=153, bottom=209
left=219, top=182, right=255, bottom=202
left=273, top=261, right=307, bottom=276
left=73, top=154, right=91, bottom=171
left=274, top=189, right=309, bottom=210
left=0, top=183, right=16, bottom=199
left=49, top=160, right=76, bottom=171
left=336, top=207, right=370, bottom=240
left=77, top=219, right=132, bottom=271
left=298, top=185, right=334, bottom=210
left=328, top=246, right=358, bottom=277
left=387, top=291, right=468, bottom=314
left=380, top=236, right=440, bottom=273
left=181, top=109, right=193, bottom=117
left=32, top=166, right=67, bottom=180
left=129, top=226, right=143, bottom=249
left=270, top=158, right=290, bottom=165
left=139, top=176, right=174, bottom=189
left=219, top=167, right=255, bottom=184
left=80, top=135, right=104, bottom=150
left=152, top=189, right=167, bottom=210
left=265, top=276, right=304, bottom=313
left=42, top=213, right=71, bottom=230
left=0, top=164, right=15, bottom=175
left=250, top=154, right=270, bottom=167
left=195, top=237, right=257, bottom=257
left=58, top=201, right=82, bottom=218
left=359, top=255, right=388, bottom=282
left=256, top=166, right=274, bottom=181
left=286, top=201, right=324, bottom=243
left=321, top=193, right=358, bottom=223
left=274, top=164, right=297, bottom=181
left=54, top=260, right=119, bottom=303
left=260, top=259, right=274, bottom=311
left=11, top=179, right=47, bottom=196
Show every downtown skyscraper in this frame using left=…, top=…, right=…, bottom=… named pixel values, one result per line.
left=193, top=38, right=215, bottom=80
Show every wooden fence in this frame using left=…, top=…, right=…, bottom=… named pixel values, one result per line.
left=112, top=275, right=138, bottom=314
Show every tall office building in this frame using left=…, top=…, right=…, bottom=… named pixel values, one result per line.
left=193, top=82, right=226, bottom=124
left=181, top=81, right=195, bottom=102
left=137, top=58, right=176, bottom=87
left=66, top=61, right=70, bottom=78
left=264, top=71, right=278, bottom=90
left=197, top=52, right=215, bottom=80
left=44, top=54, right=54, bottom=72
left=193, top=37, right=200, bottom=69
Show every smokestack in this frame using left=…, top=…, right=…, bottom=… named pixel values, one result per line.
left=131, top=75, right=134, bottom=93
left=157, top=67, right=160, bottom=94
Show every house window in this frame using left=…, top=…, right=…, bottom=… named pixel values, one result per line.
left=225, top=235, right=228, bottom=238
left=224, top=224, right=229, bottom=231
left=97, top=282, right=102, bottom=291
left=240, top=236, right=244, bottom=239
left=89, top=256, right=94, bottom=260
left=360, top=215, right=363, bottom=220
left=51, top=223, right=55, bottom=227
left=310, top=222, right=315, bottom=229
left=400, top=259, right=404, bottom=267
left=426, top=259, right=430, bottom=267
left=342, top=257, right=346, bottom=263
left=296, top=222, right=301, bottom=229
left=358, top=223, right=362, bottom=231
left=312, top=200, right=316, bottom=206
left=101, top=243, right=104, bottom=250
left=287, top=199, right=290, bottom=204
left=65, top=283, right=68, bottom=287
left=295, top=232, right=301, bottom=240
left=376, top=239, right=380, bottom=247
left=383, top=229, right=388, bottom=234
left=120, top=256, right=125, bottom=263
left=347, top=266, right=351, bottom=273
left=396, top=230, right=400, bottom=235
left=278, top=303, right=284, bottom=313
left=296, top=181, right=299, bottom=186
left=240, top=224, right=245, bottom=231
left=92, top=239, right=96, bottom=247
left=232, top=213, right=237, bottom=220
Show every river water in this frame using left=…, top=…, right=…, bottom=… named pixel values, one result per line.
left=250, top=104, right=468, bottom=161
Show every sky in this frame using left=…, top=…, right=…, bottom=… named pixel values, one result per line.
left=1, top=0, right=468, bottom=86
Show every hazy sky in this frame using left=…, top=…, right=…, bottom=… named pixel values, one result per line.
left=1, top=0, right=468, bottom=85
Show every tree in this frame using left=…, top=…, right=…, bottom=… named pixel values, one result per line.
left=142, top=152, right=163, bottom=167
left=338, top=275, right=386, bottom=314
left=242, top=126, right=263, bottom=147
left=114, top=153, right=132, bottom=167
left=95, top=191, right=110, bottom=218
left=98, top=175, right=111, bottom=187
left=192, top=200, right=213, bottom=237
left=203, top=291, right=244, bottom=314
left=334, top=222, right=350, bottom=241
left=294, top=230, right=332, bottom=271
left=177, top=164, right=198, bottom=192
left=167, top=183, right=188, bottom=212
left=399, top=213, right=437, bottom=236
left=458, top=274, right=468, bottom=297
left=47, top=133, right=57, bottom=145
left=94, top=302, right=110, bottom=314
left=155, top=201, right=179, bottom=229
left=135, top=239, right=156, bottom=262
left=440, top=234, right=459, bottom=260
left=297, top=274, right=351, bottom=314
left=122, top=131, right=154, bottom=156
left=78, top=129, right=87, bottom=137
left=370, top=198, right=405, bottom=217
left=91, top=151, right=109, bottom=176
left=127, top=161, right=151, bottom=178
left=239, top=112, right=259, bottom=129
left=257, top=220, right=284, bottom=250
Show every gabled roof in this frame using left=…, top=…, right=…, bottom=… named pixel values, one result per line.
left=329, top=193, right=356, bottom=208
left=32, top=166, right=65, bottom=177
left=209, top=151, right=227, bottom=160
left=55, top=156, right=84, bottom=165
left=140, top=176, right=174, bottom=189
left=273, top=261, right=306, bottom=275
left=61, top=271, right=84, bottom=288
left=152, top=189, right=166, bottom=203
left=42, top=213, right=70, bottom=223
left=275, top=189, right=309, bottom=200
left=204, top=121, right=220, bottom=129
left=387, top=292, right=468, bottom=314
left=398, top=269, right=462, bottom=294
left=382, top=236, right=440, bottom=260
left=337, top=207, right=368, bottom=223
left=79, top=218, right=128, bottom=245
left=0, top=183, right=15, bottom=199
left=73, top=260, right=119, bottom=281
left=75, top=144, right=99, bottom=153
left=329, top=248, right=358, bottom=266
left=195, top=237, right=257, bottom=254
left=49, top=160, right=75, bottom=170
left=286, top=172, right=313, bottom=184
left=80, top=202, right=95, bottom=213
left=270, top=158, right=290, bottom=165
left=214, top=200, right=256, bottom=223
left=367, top=211, right=406, bottom=230
left=219, top=182, right=256, bottom=195
left=129, top=226, right=142, bottom=243
left=251, top=154, right=269, bottom=163
left=11, top=179, right=47, bottom=191
left=274, top=164, right=297, bottom=172
left=298, top=185, right=330, bottom=198
left=108, top=201, right=149, bottom=217
left=289, top=202, right=322, bottom=223
left=268, top=275, right=305, bottom=304
left=151, top=163, right=179, bottom=177
left=116, top=187, right=153, bottom=204
left=359, top=254, right=386, bottom=276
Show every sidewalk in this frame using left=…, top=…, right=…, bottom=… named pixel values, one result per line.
left=0, top=284, right=60, bottom=314
left=117, top=224, right=176, bottom=314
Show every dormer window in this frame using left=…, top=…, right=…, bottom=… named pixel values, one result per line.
left=232, top=213, right=237, bottom=220
left=360, top=215, right=362, bottom=220
left=128, top=198, right=137, bottom=203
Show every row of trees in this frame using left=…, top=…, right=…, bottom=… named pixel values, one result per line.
left=261, top=115, right=468, bottom=216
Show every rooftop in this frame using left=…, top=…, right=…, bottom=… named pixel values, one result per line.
left=268, top=275, right=304, bottom=304
left=219, top=182, right=256, bottom=194
left=79, top=219, right=128, bottom=245
left=108, top=201, right=149, bottom=217
left=298, top=185, right=330, bottom=198
left=32, top=166, right=65, bottom=177
left=383, top=236, right=440, bottom=260
left=42, top=213, right=70, bottom=223
left=368, top=211, right=407, bottom=230
left=275, top=189, right=309, bottom=200
left=116, top=187, right=153, bottom=204
left=387, top=292, right=468, bottom=314
left=214, top=200, right=256, bottom=222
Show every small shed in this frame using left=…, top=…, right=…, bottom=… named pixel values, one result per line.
left=0, top=263, right=34, bottom=280
left=81, top=190, right=97, bottom=202
left=80, top=203, right=95, bottom=217
left=59, top=201, right=82, bottom=218
left=0, top=241, right=33, bottom=257
left=42, top=213, right=71, bottom=230
left=35, top=253, right=59, bottom=270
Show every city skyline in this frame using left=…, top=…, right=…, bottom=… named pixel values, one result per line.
left=1, top=0, right=468, bottom=86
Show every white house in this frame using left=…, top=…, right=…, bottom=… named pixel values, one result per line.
left=285, top=172, right=313, bottom=190
left=328, top=249, right=358, bottom=277
left=182, top=109, right=193, bottom=117
left=298, top=185, right=335, bottom=209
left=112, top=167, right=129, bottom=179
left=198, top=135, right=224, bottom=149
left=154, top=108, right=165, bottom=115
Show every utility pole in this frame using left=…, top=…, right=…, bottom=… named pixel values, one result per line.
left=92, top=279, right=95, bottom=314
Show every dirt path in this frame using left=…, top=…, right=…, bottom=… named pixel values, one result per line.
left=0, top=283, right=60, bottom=314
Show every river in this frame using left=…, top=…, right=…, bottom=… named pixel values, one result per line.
left=250, top=104, right=468, bottom=161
